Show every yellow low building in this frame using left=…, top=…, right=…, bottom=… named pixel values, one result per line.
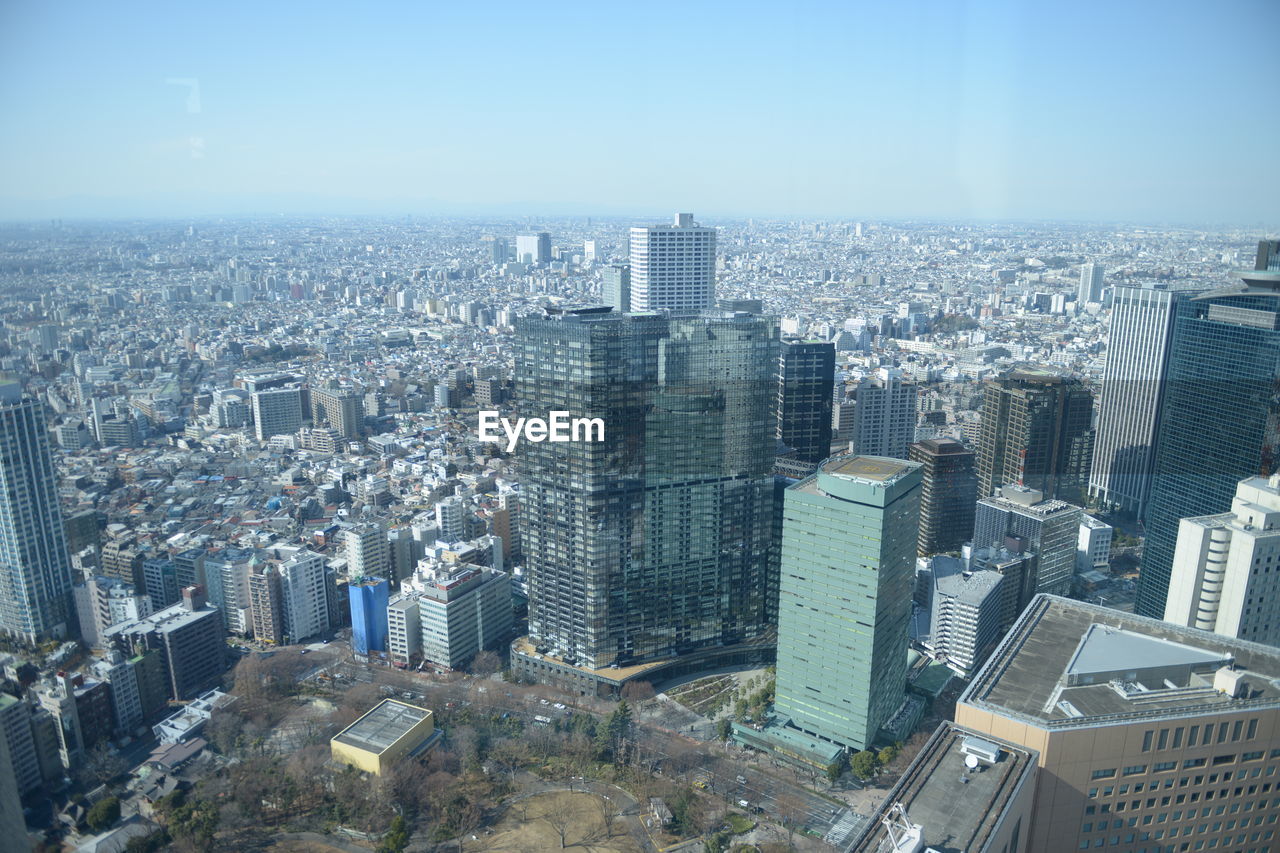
left=330, top=699, right=437, bottom=776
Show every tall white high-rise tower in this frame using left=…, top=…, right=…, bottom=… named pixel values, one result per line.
left=0, top=381, right=75, bottom=643
left=1077, top=262, right=1105, bottom=306
left=1164, top=474, right=1280, bottom=647
left=628, top=213, right=716, bottom=313
left=1088, top=284, right=1201, bottom=516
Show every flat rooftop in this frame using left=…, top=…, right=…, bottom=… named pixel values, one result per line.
left=962, top=596, right=1280, bottom=728
left=332, top=700, right=431, bottom=754
left=849, top=722, right=1037, bottom=853
left=822, top=455, right=912, bottom=483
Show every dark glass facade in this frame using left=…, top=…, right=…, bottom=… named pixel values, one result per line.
left=1136, top=286, right=1280, bottom=618
left=975, top=367, right=1094, bottom=504
left=777, top=338, right=835, bottom=466
left=515, top=308, right=778, bottom=670
left=910, top=438, right=977, bottom=555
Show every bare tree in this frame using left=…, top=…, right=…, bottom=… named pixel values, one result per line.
left=596, top=794, right=625, bottom=838
left=488, top=738, right=531, bottom=784
left=82, top=742, right=127, bottom=787
left=450, top=724, right=481, bottom=770
left=776, top=793, right=806, bottom=852
left=469, top=649, right=503, bottom=676
left=540, top=795, right=576, bottom=850
left=620, top=680, right=656, bottom=703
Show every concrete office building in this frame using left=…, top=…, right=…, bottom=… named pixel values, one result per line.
left=0, top=381, right=75, bottom=643
left=212, top=388, right=250, bottom=429
left=1077, top=514, right=1113, bottom=575
left=311, top=384, right=364, bottom=439
left=976, top=367, right=1094, bottom=504
left=601, top=264, right=631, bottom=313
left=1164, top=474, right=1280, bottom=647
left=202, top=547, right=258, bottom=635
left=1089, top=285, right=1201, bottom=516
left=1077, top=262, right=1105, bottom=306
left=481, top=235, right=507, bottom=265
left=628, top=213, right=716, bottom=313
left=402, top=564, right=512, bottom=670
left=73, top=575, right=152, bottom=648
left=103, top=587, right=226, bottom=701
left=276, top=548, right=330, bottom=642
left=1139, top=242, right=1280, bottom=618
left=0, top=722, right=30, bottom=852
left=974, top=485, right=1082, bottom=605
left=846, top=722, right=1038, bottom=853
left=848, top=368, right=917, bottom=460
left=100, top=535, right=146, bottom=589
left=956, top=595, right=1280, bottom=853
left=0, top=694, right=42, bottom=794
left=344, top=521, right=390, bottom=580
left=777, top=338, right=835, bottom=466
left=247, top=563, right=283, bottom=645
left=173, top=547, right=206, bottom=591
left=142, top=557, right=181, bottom=611
left=515, top=232, right=551, bottom=266
left=771, top=455, right=921, bottom=756
left=89, top=650, right=143, bottom=736
left=387, top=595, right=421, bottom=667
left=910, top=439, right=978, bottom=556
left=928, top=563, right=1005, bottom=678
left=434, top=496, right=468, bottom=543
left=251, top=386, right=304, bottom=442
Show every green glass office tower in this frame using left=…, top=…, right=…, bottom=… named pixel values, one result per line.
left=1136, top=242, right=1280, bottom=618
left=514, top=307, right=778, bottom=671
left=773, top=455, right=921, bottom=752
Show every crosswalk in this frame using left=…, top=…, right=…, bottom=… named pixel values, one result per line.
left=824, top=808, right=868, bottom=847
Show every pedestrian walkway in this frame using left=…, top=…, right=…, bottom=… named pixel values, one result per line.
left=823, top=809, right=868, bottom=847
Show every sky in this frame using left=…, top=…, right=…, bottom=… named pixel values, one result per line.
left=1, top=0, right=1277, bottom=225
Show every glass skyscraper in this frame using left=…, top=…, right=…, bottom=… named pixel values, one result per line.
left=0, top=381, right=75, bottom=643
left=1136, top=243, right=1280, bottom=618
left=772, top=455, right=920, bottom=753
left=513, top=306, right=778, bottom=671
left=975, top=366, right=1094, bottom=504
left=777, top=338, right=835, bottom=466
left=1088, top=284, right=1202, bottom=517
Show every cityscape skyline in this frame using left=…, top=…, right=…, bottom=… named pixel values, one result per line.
left=2, top=1, right=1279, bottom=225
left=0, top=201, right=1275, bottom=849
left=1, top=0, right=1280, bottom=828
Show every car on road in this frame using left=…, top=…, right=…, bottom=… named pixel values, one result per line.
left=738, top=799, right=750, bottom=808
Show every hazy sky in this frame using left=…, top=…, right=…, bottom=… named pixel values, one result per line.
left=2, top=0, right=1277, bottom=224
